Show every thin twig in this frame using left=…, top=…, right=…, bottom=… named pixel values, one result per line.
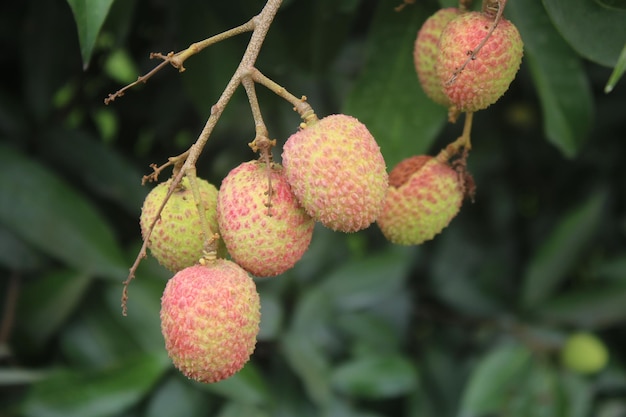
left=105, top=18, right=256, bottom=104
left=250, top=67, right=317, bottom=124
left=445, top=0, right=505, bottom=86
left=122, top=0, right=285, bottom=314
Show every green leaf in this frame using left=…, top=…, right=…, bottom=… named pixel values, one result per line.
left=41, top=129, right=147, bottom=215
left=59, top=302, right=145, bottom=369
left=537, top=280, right=626, bottom=328
left=0, top=369, right=51, bottom=385
left=521, top=191, right=606, bottom=308
left=319, top=247, right=413, bottom=312
left=605, top=43, right=626, bottom=93
left=344, top=2, right=447, bottom=169
left=20, top=353, right=169, bottom=417
left=257, top=291, right=283, bottom=341
left=330, top=354, right=418, bottom=399
left=66, top=0, right=115, bottom=67
left=281, top=331, right=332, bottom=407
left=0, top=145, right=127, bottom=280
left=17, top=269, right=91, bottom=349
left=145, top=374, right=213, bottom=417
left=542, top=0, right=626, bottom=67
left=215, top=402, right=269, bottom=417
left=458, top=344, right=532, bottom=417
left=507, top=0, right=593, bottom=158
left=198, top=362, right=270, bottom=406
left=0, top=226, right=45, bottom=271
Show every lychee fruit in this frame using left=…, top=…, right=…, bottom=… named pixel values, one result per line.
left=217, top=161, right=314, bottom=277
left=436, top=11, right=523, bottom=112
left=160, top=261, right=260, bottom=383
left=281, top=114, right=388, bottom=233
left=561, top=332, right=609, bottom=375
left=414, top=7, right=461, bottom=107
left=377, top=155, right=463, bottom=245
left=140, top=176, right=224, bottom=272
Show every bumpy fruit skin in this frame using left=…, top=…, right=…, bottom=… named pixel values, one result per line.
left=561, top=332, right=609, bottom=375
left=282, top=114, right=388, bottom=232
left=160, top=261, right=260, bottom=383
left=140, top=177, right=224, bottom=272
left=377, top=155, right=463, bottom=245
left=414, top=8, right=461, bottom=106
left=436, top=11, right=523, bottom=112
left=217, top=161, right=314, bottom=277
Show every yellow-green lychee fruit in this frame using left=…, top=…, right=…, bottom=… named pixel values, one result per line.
left=377, top=155, right=463, bottom=245
left=140, top=176, right=224, bottom=272
left=160, top=260, right=260, bottom=383
left=414, top=7, right=461, bottom=106
left=217, top=161, right=314, bottom=277
left=561, top=332, right=609, bottom=375
left=281, top=114, right=388, bottom=233
left=436, top=11, right=523, bottom=112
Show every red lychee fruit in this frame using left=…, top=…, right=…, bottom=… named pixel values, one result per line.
left=377, top=155, right=463, bottom=245
left=281, top=114, right=388, bottom=233
left=160, top=261, right=260, bottom=383
left=217, top=161, right=314, bottom=277
left=436, top=11, right=523, bottom=112
left=140, top=176, right=224, bottom=272
left=414, top=7, right=461, bottom=107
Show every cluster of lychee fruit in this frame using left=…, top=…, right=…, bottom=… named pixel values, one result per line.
left=413, top=0, right=523, bottom=116
left=138, top=0, right=524, bottom=385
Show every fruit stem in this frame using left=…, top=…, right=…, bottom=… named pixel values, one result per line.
left=445, top=0, right=505, bottom=87
left=105, top=19, right=256, bottom=105
left=437, top=111, right=473, bottom=162
left=122, top=0, right=284, bottom=315
left=250, top=67, right=318, bottom=125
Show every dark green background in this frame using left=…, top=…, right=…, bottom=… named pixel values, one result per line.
left=1, top=0, right=626, bottom=416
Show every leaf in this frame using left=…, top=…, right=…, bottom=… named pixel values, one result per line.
left=66, top=0, right=115, bottom=67
left=605, top=43, right=626, bottom=93
left=521, top=191, right=606, bottom=308
left=215, top=402, right=270, bottom=417
left=344, top=2, right=447, bottom=169
left=0, top=226, right=45, bottom=271
left=281, top=331, right=332, bottom=407
left=17, top=269, right=91, bottom=349
left=0, top=369, right=51, bottom=386
left=319, top=247, right=413, bottom=312
left=542, top=0, right=626, bottom=67
left=537, top=281, right=626, bottom=328
left=198, top=362, right=270, bottom=406
left=145, top=374, right=213, bottom=417
left=41, top=129, right=147, bottom=215
left=0, top=145, right=127, bottom=280
left=458, top=344, right=532, bottom=417
left=507, top=0, right=593, bottom=158
left=20, top=353, right=169, bottom=417
left=330, top=354, right=418, bottom=399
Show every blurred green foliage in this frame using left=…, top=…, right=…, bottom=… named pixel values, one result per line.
left=1, top=0, right=626, bottom=416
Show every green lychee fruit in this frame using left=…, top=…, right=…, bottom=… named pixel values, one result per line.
left=377, top=155, right=463, bottom=245
left=160, top=260, right=260, bottom=383
left=282, top=114, right=388, bottom=232
left=436, top=11, right=523, bottom=112
left=140, top=176, right=223, bottom=272
left=561, top=332, right=609, bottom=375
left=217, top=161, right=314, bottom=277
left=414, top=7, right=461, bottom=107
